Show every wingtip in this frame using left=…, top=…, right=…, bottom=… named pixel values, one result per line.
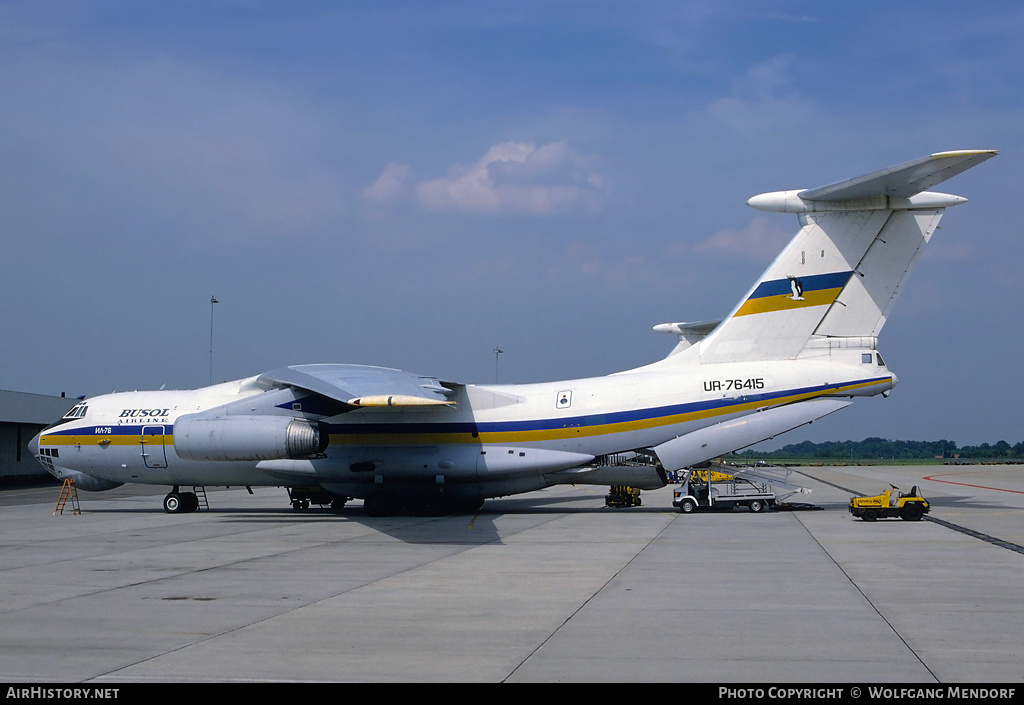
left=930, top=149, right=999, bottom=159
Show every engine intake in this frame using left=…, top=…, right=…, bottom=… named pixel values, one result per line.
left=173, top=415, right=327, bottom=461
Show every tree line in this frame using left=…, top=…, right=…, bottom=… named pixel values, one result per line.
left=737, top=437, right=1024, bottom=461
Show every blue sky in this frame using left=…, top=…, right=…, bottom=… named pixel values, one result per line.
left=1, top=1, right=1020, bottom=447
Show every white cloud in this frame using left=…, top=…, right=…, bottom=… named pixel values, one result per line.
left=364, top=141, right=604, bottom=216
left=362, top=162, right=413, bottom=204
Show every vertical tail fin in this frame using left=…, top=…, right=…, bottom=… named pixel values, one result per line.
left=696, top=150, right=997, bottom=364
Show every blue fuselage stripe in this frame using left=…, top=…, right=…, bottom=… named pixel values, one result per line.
left=326, top=376, right=890, bottom=436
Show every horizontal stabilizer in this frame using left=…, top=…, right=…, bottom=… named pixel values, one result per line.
left=653, top=320, right=721, bottom=336
left=800, top=150, right=998, bottom=201
left=651, top=398, right=851, bottom=471
left=652, top=319, right=722, bottom=354
left=747, top=150, right=997, bottom=214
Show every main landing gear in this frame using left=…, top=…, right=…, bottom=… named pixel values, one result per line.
left=163, top=486, right=207, bottom=513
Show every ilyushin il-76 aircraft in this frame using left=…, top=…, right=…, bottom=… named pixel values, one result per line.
left=31, top=150, right=996, bottom=515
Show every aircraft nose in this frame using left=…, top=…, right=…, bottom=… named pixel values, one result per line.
left=28, top=431, right=40, bottom=457
left=889, top=371, right=899, bottom=388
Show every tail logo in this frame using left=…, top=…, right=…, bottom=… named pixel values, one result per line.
left=787, top=276, right=805, bottom=301
left=733, top=271, right=852, bottom=317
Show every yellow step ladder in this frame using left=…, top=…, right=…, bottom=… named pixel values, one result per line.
left=54, top=478, right=81, bottom=515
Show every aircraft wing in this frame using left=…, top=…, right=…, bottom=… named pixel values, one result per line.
left=798, top=149, right=998, bottom=201
left=258, top=364, right=456, bottom=408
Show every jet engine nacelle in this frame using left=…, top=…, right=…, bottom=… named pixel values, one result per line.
left=173, top=414, right=327, bottom=462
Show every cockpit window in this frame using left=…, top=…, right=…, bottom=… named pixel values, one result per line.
left=62, top=404, right=88, bottom=419
left=876, top=353, right=886, bottom=366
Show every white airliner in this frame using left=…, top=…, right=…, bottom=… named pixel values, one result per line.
left=30, top=150, right=996, bottom=515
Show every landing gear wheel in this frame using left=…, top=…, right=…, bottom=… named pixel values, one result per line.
left=180, top=492, right=199, bottom=513
left=163, top=492, right=183, bottom=514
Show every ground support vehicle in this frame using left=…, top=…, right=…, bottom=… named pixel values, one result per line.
left=605, top=485, right=642, bottom=508
left=849, top=485, right=929, bottom=521
left=672, top=469, right=776, bottom=513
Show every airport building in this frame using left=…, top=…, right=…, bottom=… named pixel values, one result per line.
left=0, top=390, right=75, bottom=482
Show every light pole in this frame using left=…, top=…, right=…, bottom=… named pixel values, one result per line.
left=493, top=347, right=503, bottom=383
left=209, top=296, right=219, bottom=385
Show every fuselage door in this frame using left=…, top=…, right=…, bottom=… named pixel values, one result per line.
left=141, top=425, right=168, bottom=468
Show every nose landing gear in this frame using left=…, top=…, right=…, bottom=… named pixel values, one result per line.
left=163, top=486, right=206, bottom=513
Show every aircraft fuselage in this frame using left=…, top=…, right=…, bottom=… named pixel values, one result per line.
left=32, top=348, right=894, bottom=501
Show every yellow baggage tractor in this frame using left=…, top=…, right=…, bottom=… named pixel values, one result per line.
left=849, top=484, right=929, bottom=521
